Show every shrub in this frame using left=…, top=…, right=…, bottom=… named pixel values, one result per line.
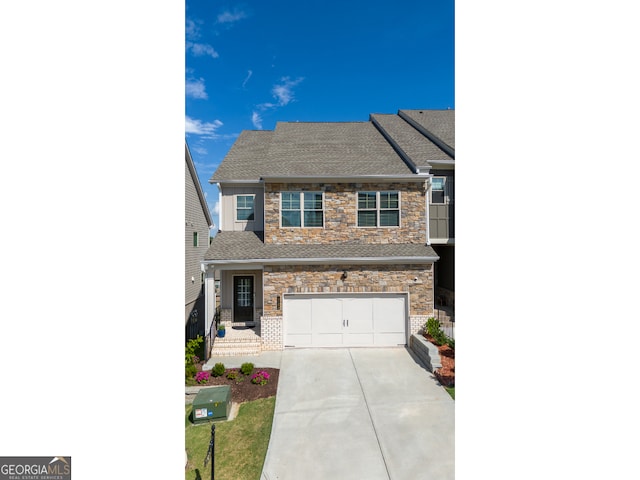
left=425, top=317, right=452, bottom=347
left=251, top=371, right=270, bottom=385
left=185, top=362, right=197, bottom=382
left=240, top=362, right=254, bottom=375
left=195, top=371, right=210, bottom=384
left=211, top=362, right=226, bottom=377
left=185, top=336, right=204, bottom=381
left=226, top=369, right=238, bottom=380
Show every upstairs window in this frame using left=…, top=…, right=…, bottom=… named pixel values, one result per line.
left=193, top=232, right=198, bottom=247
left=357, top=191, right=400, bottom=227
left=236, top=195, right=255, bottom=221
left=431, top=177, right=446, bottom=204
left=281, top=192, right=324, bottom=227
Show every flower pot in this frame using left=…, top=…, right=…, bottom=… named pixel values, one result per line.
left=217, top=329, right=226, bottom=338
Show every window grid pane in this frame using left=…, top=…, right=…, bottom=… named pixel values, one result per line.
left=358, top=192, right=377, bottom=210
left=282, top=210, right=301, bottom=227
left=380, top=192, right=399, bottom=209
left=358, top=211, right=377, bottom=227
left=379, top=210, right=399, bottom=226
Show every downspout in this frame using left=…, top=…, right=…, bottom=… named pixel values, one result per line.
left=216, top=183, right=223, bottom=231
left=425, top=177, right=432, bottom=246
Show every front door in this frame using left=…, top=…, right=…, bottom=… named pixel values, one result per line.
left=233, top=276, right=254, bottom=323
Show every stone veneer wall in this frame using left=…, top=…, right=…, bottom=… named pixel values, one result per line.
left=260, top=265, right=434, bottom=350
left=263, top=264, right=434, bottom=316
left=264, top=182, right=426, bottom=244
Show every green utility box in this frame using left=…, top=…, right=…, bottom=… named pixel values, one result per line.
left=191, top=386, right=231, bottom=423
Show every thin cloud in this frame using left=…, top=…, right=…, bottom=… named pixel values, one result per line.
left=242, top=70, right=253, bottom=89
left=186, top=41, right=219, bottom=58
left=217, top=9, right=248, bottom=24
left=186, top=116, right=223, bottom=136
left=186, top=78, right=208, bottom=99
left=186, top=18, right=199, bottom=39
left=252, top=76, right=304, bottom=129
left=251, top=111, right=263, bottom=129
left=271, top=76, right=304, bottom=106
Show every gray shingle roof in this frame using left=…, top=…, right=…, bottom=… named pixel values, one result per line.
left=204, top=231, right=439, bottom=263
left=398, top=110, right=455, bottom=151
left=212, top=122, right=415, bottom=182
left=211, top=109, right=455, bottom=183
left=370, top=113, right=452, bottom=171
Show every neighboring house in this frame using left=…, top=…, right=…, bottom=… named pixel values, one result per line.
left=185, top=141, right=214, bottom=341
left=202, top=109, right=454, bottom=352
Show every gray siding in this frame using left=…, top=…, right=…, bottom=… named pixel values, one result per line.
left=220, top=184, right=265, bottom=231
left=429, top=170, right=454, bottom=240
left=185, top=161, right=211, bottom=319
left=220, top=270, right=264, bottom=310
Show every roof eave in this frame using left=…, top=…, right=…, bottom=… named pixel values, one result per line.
left=203, top=255, right=439, bottom=266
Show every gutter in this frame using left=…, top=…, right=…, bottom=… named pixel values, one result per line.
left=260, top=174, right=428, bottom=183
left=202, top=255, right=439, bottom=266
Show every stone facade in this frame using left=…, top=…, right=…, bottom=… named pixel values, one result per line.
left=264, top=182, right=426, bottom=244
left=263, top=263, right=434, bottom=318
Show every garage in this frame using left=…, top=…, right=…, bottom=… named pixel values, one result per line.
left=283, top=293, right=407, bottom=347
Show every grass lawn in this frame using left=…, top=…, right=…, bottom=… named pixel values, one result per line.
left=445, top=386, right=455, bottom=399
left=185, top=397, right=276, bottom=480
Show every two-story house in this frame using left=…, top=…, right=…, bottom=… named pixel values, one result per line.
left=185, top=141, right=214, bottom=342
left=202, top=109, right=454, bottom=352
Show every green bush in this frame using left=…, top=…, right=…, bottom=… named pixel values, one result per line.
left=185, top=336, right=204, bottom=381
left=226, top=369, right=238, bottom=380
left=240, top=362, right=254, bottom=375
left=446, top=337, right=455, bottom=350
left=212, top=362, right=226, bottom=377
left=425, top=317, right=453, bottom=348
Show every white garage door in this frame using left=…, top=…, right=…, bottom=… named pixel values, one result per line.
left=283, top=294, right=407, bottom=347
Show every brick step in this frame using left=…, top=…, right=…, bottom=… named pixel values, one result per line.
left=210, top=345, right=262, bottom=357
left=214, top=336, right=262, bottom=344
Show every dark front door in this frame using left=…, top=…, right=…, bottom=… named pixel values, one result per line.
left=233, top=276, right=254, bottom=323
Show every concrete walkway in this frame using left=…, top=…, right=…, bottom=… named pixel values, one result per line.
left=261, top=348, right=454, bottom=480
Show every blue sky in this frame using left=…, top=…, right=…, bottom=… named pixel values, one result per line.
left=185, top=0, right=454, bottom=233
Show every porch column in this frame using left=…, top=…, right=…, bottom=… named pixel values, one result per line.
left=203, top=263, right=216, bottom=360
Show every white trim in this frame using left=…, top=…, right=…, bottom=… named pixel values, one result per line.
left=282, top=292, right=410, bottom=348
left=263, top=175, right=428, bottom=183
left=430, top=238, right=455, bottom=245
left=203, top=255, right=439, bottom=266
left=234, top=193, right=256, bottom=223
left=216, top=183, right=223, bottom=231
left=279, top=191, right=325, bottom=229
left=356, top=190, right=401, bottom=228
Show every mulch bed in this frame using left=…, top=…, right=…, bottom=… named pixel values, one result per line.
left=424, top=334, right=455, bottom=387
left=189, top=363, right=279, bottom=403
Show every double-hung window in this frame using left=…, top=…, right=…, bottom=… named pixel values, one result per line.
left=236, top=195, right=255, bottom=221
left=357, top=191, right=400, bottom=227
left=431, top=177, right=446, bottom=204
left=281, top=192, right=324, bottom=227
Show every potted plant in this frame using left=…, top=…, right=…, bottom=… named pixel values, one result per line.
left=217, top=324, right=226, bottom=338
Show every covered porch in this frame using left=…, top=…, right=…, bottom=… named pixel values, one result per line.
left=203, top=263, right=264, bottom=358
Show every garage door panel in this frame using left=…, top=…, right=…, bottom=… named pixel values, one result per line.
left=374, top=332, right=406, bottom=346
left=285, top=298, right=312, bottom=334
left=373, top=296, right=405, bottom=333
left=313, top=333, right=343, bottom=347
left=312, top=298, right=343, bottom=333
left=284, top=294, right=406, bottom=348
left=342, top=298, right=374, bottom=334
left=344, top=333, right=375, bottom=346
left=286, top=333, right=313, bottom=347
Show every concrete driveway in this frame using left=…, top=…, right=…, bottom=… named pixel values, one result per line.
left=261, top=348, right=454, bottom=480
